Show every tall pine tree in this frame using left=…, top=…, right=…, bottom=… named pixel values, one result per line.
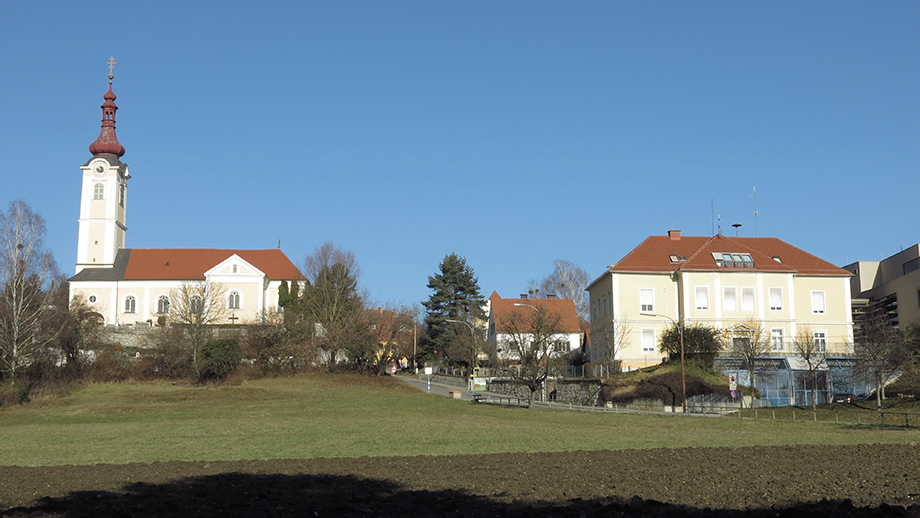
left=421, top=253, right=485, bottom=363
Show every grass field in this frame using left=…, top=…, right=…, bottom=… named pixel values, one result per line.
left=3, top=374, right=920, bottom=467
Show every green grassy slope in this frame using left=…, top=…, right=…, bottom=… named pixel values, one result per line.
left=2, top=374, right=919, bottom=467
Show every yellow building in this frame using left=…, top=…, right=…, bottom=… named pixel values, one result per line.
left=587, top=230, right=854, bottom=372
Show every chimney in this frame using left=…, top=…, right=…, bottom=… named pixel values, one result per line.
left=520, top=294, right=528, bottom=299
left=547, top=294, right=557, bottom=299
left=668, top=230, right=681, bottom=240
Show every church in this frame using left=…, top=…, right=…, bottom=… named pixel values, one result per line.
left=68, top=63, right=303, bottom=326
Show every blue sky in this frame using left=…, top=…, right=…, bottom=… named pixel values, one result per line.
left=1, top=2, right=918, bottom=308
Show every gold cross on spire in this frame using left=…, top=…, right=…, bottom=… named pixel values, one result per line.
left=107, top=56, right=116, bottom=80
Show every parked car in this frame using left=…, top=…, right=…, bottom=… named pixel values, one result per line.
left=832, top=393, right=857, bottom=404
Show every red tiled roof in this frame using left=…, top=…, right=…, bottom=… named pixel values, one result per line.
left=489, top=293, right=580, bottom=334
left=122, top=249, right=303, bottom=280
left=608, top=234, right=850, bottom=276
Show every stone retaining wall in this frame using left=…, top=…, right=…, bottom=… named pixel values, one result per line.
left=487, top=378, right=604, bottom=406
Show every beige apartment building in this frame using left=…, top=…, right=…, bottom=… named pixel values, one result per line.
left=587, top=231, right=854, bottom=378
left=844, top=244, right=920, bottom=331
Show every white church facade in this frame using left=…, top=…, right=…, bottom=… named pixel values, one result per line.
left=69, top=65, right=303, bottom=326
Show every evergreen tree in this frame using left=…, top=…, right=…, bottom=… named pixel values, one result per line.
left=421, top=254, right=485, bottom=363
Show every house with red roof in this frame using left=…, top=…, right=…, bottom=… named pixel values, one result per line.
left=486, top=292, right=582, bottom=360
left=68, top=68, right=303, bottom=326
left=587, top=230, right=854, bottom=405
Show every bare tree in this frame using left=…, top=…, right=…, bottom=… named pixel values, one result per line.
left=725, top=319, right=771, bottom=407
left=293, top=242, right=366, bottom=367
left=499, top=304, right=566, bottom=408
left=361, top=304, right=419, bottom=375
left=791, top=326, right=829, bottom=410
left=853, top=303, right=906, bottom=409
left=169, top=280, right=228, bottom=380
left=527, top=259, right=589, bottom=321
left=0, top=200, right=61, bottom=384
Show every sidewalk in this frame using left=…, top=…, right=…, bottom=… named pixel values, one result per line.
left=396, top=374, right=529, bottom=406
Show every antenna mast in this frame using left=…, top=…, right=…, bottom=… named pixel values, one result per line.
left=752, top=186, right=759, bottom=237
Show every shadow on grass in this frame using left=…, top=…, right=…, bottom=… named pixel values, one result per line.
left=2, top=472, right=914, bottom=518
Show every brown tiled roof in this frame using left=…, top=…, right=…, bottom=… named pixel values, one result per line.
left=489, top=293, right=581, bottom=333
left=122, top=249, right=303, bottom=280
left=608, top=234, right=850, bottom=276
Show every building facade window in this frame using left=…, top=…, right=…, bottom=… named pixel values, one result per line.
left=769, top=287, right=783, bottom=311
left=811, top=291, right=826, bottom=314
left=88, top=294, right=97, bottom=304
left=640, top=288, right=654, bottom=313
left=93, top=183, right=105, bottom=200
left=232, top=264, right=238, bottom=273
left=771, top=328, right=784, bottom=351
left=641, top=328, right=656, bottom=353
left=723, top=287, right=737, bottom=311
left=741, top=287, right=756, bottom=312
left=814, top=330, right=827, bottom=352
left=124, top=295, right=136, bottom=314
left=157, top=295, right=170, bottom=315
left=228, top=291, right=241, bottom=310
left=190, top=296, right=203, bottom=314
left=695, top=286, right=709, bottom=310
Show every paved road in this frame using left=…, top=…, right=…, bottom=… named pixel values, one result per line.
left=397, top=374, right=477, bottom=400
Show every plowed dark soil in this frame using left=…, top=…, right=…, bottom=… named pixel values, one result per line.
left=2, top=444, right=919, bottom=517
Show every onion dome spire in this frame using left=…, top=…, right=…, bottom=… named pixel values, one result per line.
left=88, top=57, right=126, bottom=157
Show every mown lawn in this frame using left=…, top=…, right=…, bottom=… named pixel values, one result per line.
left=2, top=374, right=920, bottom=466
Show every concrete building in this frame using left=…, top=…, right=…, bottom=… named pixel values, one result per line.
left=844, top=244, right=920, bottom=331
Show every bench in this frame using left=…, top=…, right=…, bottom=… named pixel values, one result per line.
left=449, top=391, right=462, bottom=400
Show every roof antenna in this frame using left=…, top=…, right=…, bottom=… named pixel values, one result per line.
left=277, top=239, right=281, bottom=249
left=717, top=212, right=722, bottom=236
left=732, top=223, right=742, bottom=237
left=751, top=186, right=759, bottom=237
left=711, top=196, right=715, bottom=235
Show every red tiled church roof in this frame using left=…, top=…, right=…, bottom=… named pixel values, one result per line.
left=489, top=292, right=581, bottom=333
left=122, top=249, right=303, bottom=280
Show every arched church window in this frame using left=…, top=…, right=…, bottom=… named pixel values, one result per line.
left=124, top=296, right=136, bottom=314
left=157, top=295, right=170, bottom=315
left=191, top=296, right=203, bottom=314
left=228, top=291, right=241, bottom=310
left=93, top=183, right=105, bottom=200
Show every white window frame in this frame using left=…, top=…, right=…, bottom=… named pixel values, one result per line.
left=124, top=295, right=136, bottom=314
left=228, top=290, right=241, bottom=310
left=639, top=288, right=654, bottom=314
left=741, top=287, right=756, bottom=312
left=695, top=286, right=709, bottom=311
left=641, top=328, right=656, bottom=353
left=814, top=329, right=827, bottom=353
left=769, top=287, right=783, bottom=311
left=723, top=287, right=737, bottom=312
left=157, top=295, right=170, bottom=315
left=811, top=290, right=826, bottom=315
left=93, top=182, right=105, bottom=200
left=770, top=327, right=784, bottom=351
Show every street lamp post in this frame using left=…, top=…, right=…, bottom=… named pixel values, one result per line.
left=655, top=312, right=687, bottom=413
left=446, top=319, right=476, bottom=390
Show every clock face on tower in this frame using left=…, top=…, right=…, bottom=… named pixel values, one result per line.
left=94, top=164, right=105, bottom=177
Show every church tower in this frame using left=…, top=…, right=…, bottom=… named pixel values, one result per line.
left=76, top=58, right=130, bottom=274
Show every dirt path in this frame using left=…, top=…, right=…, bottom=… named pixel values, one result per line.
left=2, top=444, right=919, bottom=517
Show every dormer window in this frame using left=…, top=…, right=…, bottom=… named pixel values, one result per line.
left=772, top=256, right=782, bottom=263
left=712, top=252, right=754, bottom=268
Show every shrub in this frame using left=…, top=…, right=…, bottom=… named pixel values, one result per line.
left=0, top=384, right=29, bottom=407
left=199, top=338, right=242, bottom=382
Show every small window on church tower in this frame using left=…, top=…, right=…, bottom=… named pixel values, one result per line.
left=119, top=184, right=125, bottom=207
left=93, top=183, right=105, bottom=200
